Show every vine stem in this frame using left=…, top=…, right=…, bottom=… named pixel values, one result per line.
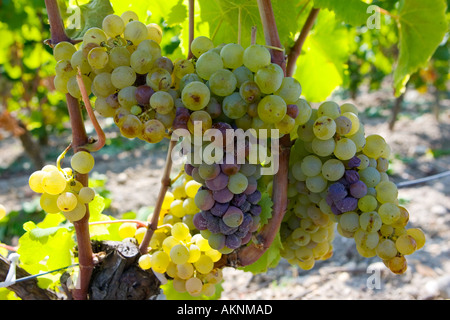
left=286, top=7, right=320, bottom=77
left=139, top=139, right=177, bottom=254
left=187, top=0, right=195, bottom=59
left=44, top=0, right=93, bottom=300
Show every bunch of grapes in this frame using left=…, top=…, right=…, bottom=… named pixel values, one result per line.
left=28, top=151, right=97, bottom=222
left=283, top=101, right=425, bottom=273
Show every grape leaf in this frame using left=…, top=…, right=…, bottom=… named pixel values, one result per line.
left=161, top=279, right=223, bottom=300
left=294, top=10, right=353, bottom=102
left=240, top=232, right=282, bottom=274
left=313, top=0, right=370, bottom=26
left=393, top=0, right=448, bottom=96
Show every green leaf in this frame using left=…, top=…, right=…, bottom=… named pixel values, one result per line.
left=258, top=192, right=273, bottom=225
left=313, top=0, right=370, bottom=26
left=294, top=10, right=352, bottom=102
left=161, top=280, right=223, bottom=300
left=166, top=0, right=188, bottom=26
left=240, top=232, right=282, bottom=274
left=393, top=0, right=448, bottom=96
left=65, top=0, right=114, bottom=40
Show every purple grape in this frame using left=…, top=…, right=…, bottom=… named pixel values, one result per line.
left=250, top=205, right=262, bottom=216
left=286, top=104, right=299, bottom=119
left=184, top=163, right=195, bottom=176
left=135, top=85, right=154, bottom=106
left=239, top=201, right=251, bottom=213
left=222, top=206, right=244, bottom=228
left=219, top=219, right=238, bottom=235
left=210, top=202, right=229, bottom=217
left=246, top=190, right=262, bottom=204
left=213, top=188, right=234, bottom=203
left=249, top=216, right=261, bottom=232
left=349, top=180, right=368, bottom=199
left=225, top=234, right=242, bottom=249
left=221, top=163, right=241, bottom=176
left=345, top=170, right=360, bottom=184
left=198, top=163, right=221, bottom=180
left=240, top=214, right=253, bottom=231
left=347, top=156, right=361, bottom=169
left=194, top=189, right=215, bottom=211
left=327, top=183, right=347, bottom=202
left=325, top=193, right=335, bottom=206
left=231, top=193, right=247, bottom=207
left=330, top=203, right=341, bottom=215
left=205, top=173, right=229, bottom=191
left=338, top=177, right=350, bottom=187
left=334, top=196, right=358, bottom=213
left=193, top=212, right=208, bottom=230
left=191, top=167, right=205, bottom=184
left=206, top=215, right=221, bottom=234
left=241, top=231, right=252, bottom=245
left=244, top=176, right=258, bottom=195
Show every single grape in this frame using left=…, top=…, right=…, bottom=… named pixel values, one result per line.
left=118, top=222, right=137, bottom=239
left=57, top=192, right=78, bottom=212
left=257, top=94, right=287, bottom=124
left=190, top=36, right=214, bottom=58
left=254, top=63, right=284, bottom=94
left=141, top=119, right=165, bottom=143
left=196, top=50, right=223, bottom=80
left=124, top=20, right=148, bottom=45
left=243, top=45, right=271, bottom=72
left=181, top=81, right=211, bottom=111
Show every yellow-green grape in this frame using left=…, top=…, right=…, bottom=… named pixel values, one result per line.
left=63, top=202, right=87, bottom=222
left=205, top=249, right=221, bottom=262
left=257, top=94, right=287, bottom=124
left=87, top=47, right=109, bottom=69
left=121, top=11, right=139, bottom=24
left=162, top=236, right=181, bottom=254
left=102, top=14, right=125, bottom=38
left=124, top=20, right=149, bottom=45
left=378, top=203, right=400, bottom=225
left=177, top=263, right=194, bottom=280
left=387, top=256, right=407, bottom=274
left=187, top=244, right=201, bottom=263
left=28, top=170, right=47, bottom=193
left=185, top=180, right=202, bottom=198
left=119, top=222, right=138, bottom=239
left=334, top=138, right=357, bottom=160
left=71, top=151, right=95, bottom=174
left=138, top=253, right=152, bottom=270
left=185, top=277, right=203, bottom=296
left=183, top=197, right=199, bottom=215
left=340, top=102, right=358, bottom=114
left=202, top=283, right=216, bottom=297
left=375, top=181, right=398, bottom=204
left=194, top=254, right=214, bottom=274
left=375, top=239, right=397, bottom=260
left=195, top=235, right=212, bottom=252
left=363, top=134, right=387, bottom=159
left=147, top=23, right=163, bottom=44
left=171, top=222, right=190, bottom=241
left=111, top=66, right=137, bottom=89
left=243, top=44, right=271, bottom=72
left=56, top=192, right=78, bottom=212
left=359, top=211, right=382, bottom=232
left=341, top=112, right=360, bottom=136
left=42, top=164, right=58, bottom=172
left=190, top=36, right=214, bottom=58
left=83, top=27, right=107, bottom=46
left=42, top=170, right=67, bottom=195
left=40, top=193, right=60, bottom=213
left=395, top=234, right=417, bottom=255
left=220, top=43, right=244, bottom=70
left=162, top=191, right=175, bottom=211
left=151, top=251, right=170, bottom=273
left=169, top=199, right=185, bottom=218
left=78, top=187, right=95, bottom=203
left=406, top=228, right=425, bottom=250
left=181, top=81, right=211, bottom=111
left=134, top=227, right=146, bottom=244
left=67, top=74, right=92, bottom=99
left=71, top=50, right=92, bottom=74
left=173, top=278, right=187, bottom=293
left=53, top=41, right=77, bottom=61
left=170, top=244, right=190, bottom=265
left=317, top=101, right=341, bottom=119
left=0, top=204, right=6, bottom=220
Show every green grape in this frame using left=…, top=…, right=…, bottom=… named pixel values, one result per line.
left=354, top=229, right=379, bottom=250
left=359, top=167, right=381, bottom=188
left=156, top=110, right=176, bottom=129
left=83, top=27, right=107, bottom=46
left=222, top=92, right=248, bottom=119
left=196, top=50, right=223, bottom=80
left=137, top=39, right=162, bottom=61
left=357, top=195, right=378, bottom=212
left=359, top=211, right=382, bottom=232
left=297, top=119, right=315, bottom=142
left=118, top=86, right=138, bottom=108
left=220, top=43, right=244, bottom=69
left=150, top=91, right=174, bottom=115
left=395, top=234, right=417, bottom=255
left=378, top=203, right=400, bottom=225
left=291, top=228, right=310, bottom=246
left=172, top=222, right=190, bottom=241
left=363, top=134, right=387, bottom=159
left=183, top=197, right=200, bottom=215
left=340, top=102, right=358, bottom=114
left=146, top=23, right=162, bottom=43
left=375, top=181, right=398, bottom=204
left=138, top=254, right=152, bottom=270
left=87, top=47, right=109, bottom=69
left=228, top=172, right=248, bottom=194
left=102, top=14, right=125, bottom=38
left=71, top=151, right=95, bottom=174
left=185, top=180, right=202, bottom=198
left=341, top=112, right=360, bottom=136
left=295, top=99, right=313, bottom=126
left=233, top=66, right=254, bottom=87
left=40, top=193, right=60, bottom=213
left=130, top=49, right=153, bottom=74
left=173, top=59, right=194, bottom=79
left=118, top=222, right=137, bottom=239
left=194, top=254, right=214, bottom=274
left=93, top=72, right=115, bottom=97
left=305, top=175, right=327, bottom=193
left=42, top=170, right=67, bottom=195
left=78, top=187, right=96, bottom=203
left=254, top=63, right=284, bottom=94
left=313, top=116, right=336, bottom=140
left=317, top=101, right=341, bottom=119
left=243, top=44, right=271, bottom=72
left=257, top=94, right=287, bottom=124
left=28, top=170, right=46, bottom=193
left=119, top=114, right=142, bottom=139
left=339, top=212, right=360, bottom=233
left=151, top=251, right=170, bottom=273
left=348, top=125, right=366, bottom=152
left=334, top=138, right=356, bottom=160
left=311, top=137, right=335, bottom=157
left=321, top=159, right=345, bottom=181
left=185, top=277, right=203, bottom=296
left=146, top=68, right=172, bottom=91
left=209, top=69, right=237, bottom=97
left=187, top=110, right=212, bottom=135
left=406, top=228, right=425, bottom=250
left=56, top=192, right=78, bottom=212
left=275, top=114, right=296, bottom=135
left=53, top=41, right=77, bottom=61
left=124, top=20, right=148, bottom=45
left=63, top=201, right=87, bottom=222
left=274, top=77, right=302, bottom=104
left=170, top=244, right=190, bottom=264
left=334, top=116, right=352, bottom=135
left=376, top=239, right=397, bottom=260
left=53, top=75, right=69, bottom=94
left=239, top=81, right=261, bottom=104
left=71, top=50, right=92, bottom=75
left=357, top=154, right=370, bottom=170
left=181, top=81, right=210, bottom=111
left=177, top=263, right=194, bottom=280
left=111, top=66, right=136, bottom=89
left=301, top=155, right=322, bottom=177
left=191, top=36, right=215, bottom=58
left=55, top=60, right=76, bottom=79
left=187, top=244, right=201, bottom=263
left=67, top=75, right=92, bottom=99
left=141, top=119, right=166, bottom=143
left=108, top=46, right=130, bottom=69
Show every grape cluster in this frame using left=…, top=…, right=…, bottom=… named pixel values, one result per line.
left=283, top=101, right=425, bottom=273
left=120, top=172, right=224, bottom=297
left=28, top=151, right=96, bottom=222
